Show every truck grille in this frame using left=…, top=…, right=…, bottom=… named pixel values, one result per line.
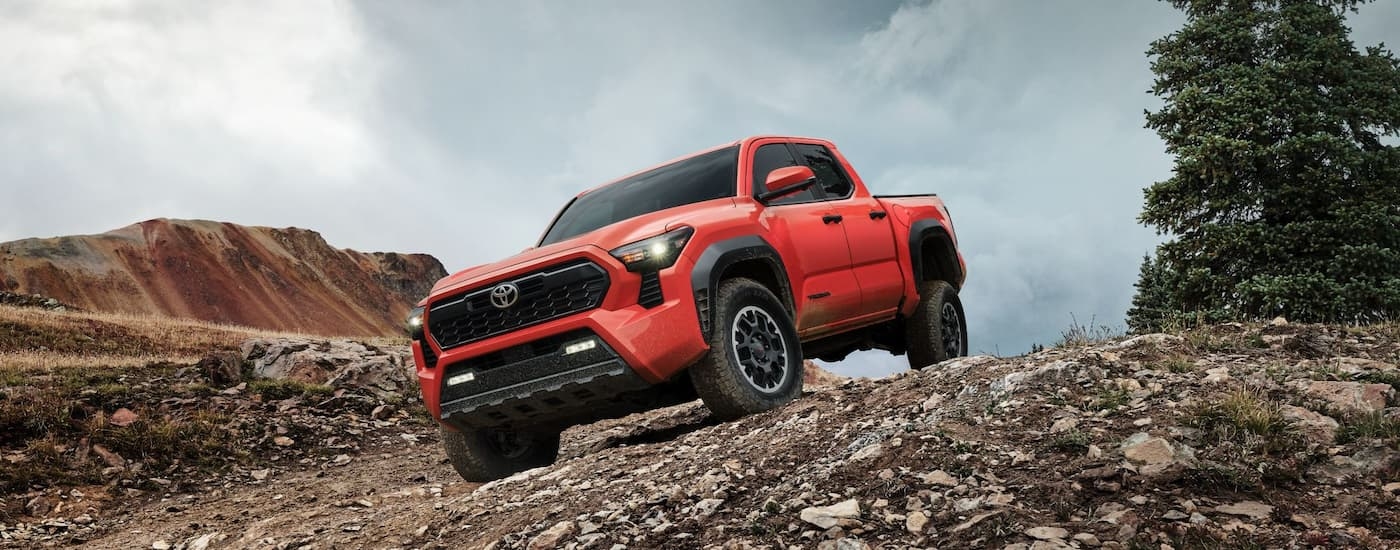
left=426, top=260, right=609, bottom=350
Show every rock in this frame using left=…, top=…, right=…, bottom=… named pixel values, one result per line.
left=951, top=510, right=1003, bottom=533
left=1383, top=482, right=1400, bottom=494
left=92, top=444, right=126, bottom=468
left=906, top=510, right=929, bottom=534
left=1190, top=512, right=1209, bottom=524
left=849, top=443, right=884, bottom=462
left=1025, top=526, right=1069, bottom=540
left=816, top=538, right=870, bottom=550
left=1072, top=533, right=1101, bottom=546
left=1279, top=405, right=1338, bottom=445
left=243, top=337, right=411, bottom=397
left=1270, top=316, right=1288, bottom=326
left=1214, top=501, right=1273, bottom=520
left=109, top=408, right=139, bottom=427
left=273, top=436, right=295, bottom=447
left=151, top=541, right=171, bottom=550
left=919, top=470, right=958, bottom=487
left=695, top=498, right=723, bottom=517
left=528, top=521, right=577, bottom=550
left=251, top=469, right=270, bottom=481
left=1086, top=444, right=1102, bottom=459
left=197, top=353, right=243, bottom=385
left=1049, top=418, right=1078, bottom=433
left=1305, top=381, right=1393, bottom=413
left=1161, top=510, right=1189, bottom=520
left=799, top=499, right=861, bottom=529
left=1112, top=333, right=1182, bottom=349
left=184, top=532, right=222, bottom=550
left=25, top=495, right=53, bottom=516
left=371, top=404, right=396, bottom=420
left=1120, top=433, right=1173, bottom=466
left=1203, top=367, right=1230, bottom=383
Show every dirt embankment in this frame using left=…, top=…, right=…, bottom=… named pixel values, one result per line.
left=0, top=219, right=445, bottom=336
left=3, top=320, right=1399, bottom=549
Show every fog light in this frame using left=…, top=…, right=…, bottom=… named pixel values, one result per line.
left=564, top=339, right=597, bottom=355
left=446, top=372, right=476, bottom=386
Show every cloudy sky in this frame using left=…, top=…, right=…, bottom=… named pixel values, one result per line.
left=3, top=1, right=1398, bottom=376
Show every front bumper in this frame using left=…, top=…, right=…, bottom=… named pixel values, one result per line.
left=412, top=246, right=709, bottom=430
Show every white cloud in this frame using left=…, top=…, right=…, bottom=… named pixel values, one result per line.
left=0, top=1, right=379, bottom=204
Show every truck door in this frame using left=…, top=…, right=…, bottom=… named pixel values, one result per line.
left=749, top=141, right=859, bottom=332
left=792, top=143, right=904, bottom=318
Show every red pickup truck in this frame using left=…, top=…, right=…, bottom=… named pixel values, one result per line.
left=407, top=136, right=966, bottom=481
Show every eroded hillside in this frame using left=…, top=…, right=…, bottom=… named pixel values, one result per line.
left=2, top=316, right=1397, bottom=549
left=0, top=219, right=445, bottom=336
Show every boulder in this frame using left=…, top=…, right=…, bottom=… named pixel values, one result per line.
left=799, top=499, right=861, bottom=529
left=1304, top=381, right=1393, bottom=413
left=1279, top=405, right=1338, bottom=445
left=242, top=337, right=412, bottom=397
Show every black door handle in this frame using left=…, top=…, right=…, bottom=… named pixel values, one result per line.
left=822, top=214, right=843, bottom=224
left=869, top=210, right=887, bottom=220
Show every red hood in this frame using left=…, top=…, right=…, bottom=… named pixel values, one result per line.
left=428, top=202, right=730, bottom=299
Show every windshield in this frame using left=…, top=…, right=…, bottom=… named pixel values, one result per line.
left=539, top=145, right=738, bottom=245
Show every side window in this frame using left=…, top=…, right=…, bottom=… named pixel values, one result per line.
left=794, top=144, right=853, bottom=200
left=751, top=143, right=818, bottom=205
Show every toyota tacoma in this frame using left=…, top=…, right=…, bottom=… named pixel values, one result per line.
left=407, top=136, right=967, bottom=481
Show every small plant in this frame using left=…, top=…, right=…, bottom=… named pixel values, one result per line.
left=1186, top=390, right=1302, bottom=455
left=1154, top=358, right=1195, bottom=373
left=0, top=366, right=24, bottom=387
left=248, top=378, right=334, bottom=401
left=1354, top=370, right=1400, bottom=389
left=1088, top=386, right=1131, bottom=412
left=1055, top=314, right=1123, bottom=348
left=1049, top=429, right=1091, bottom=454
left=1336, top=412, right=1400, bottom=445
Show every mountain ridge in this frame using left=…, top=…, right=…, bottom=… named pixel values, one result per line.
left=0, top=218, right=445, bottom=336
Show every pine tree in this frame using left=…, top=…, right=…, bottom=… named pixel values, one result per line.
left=1134, top=0, right=1400, bottom=329
left=1127, top=254, right=1173, bottom=332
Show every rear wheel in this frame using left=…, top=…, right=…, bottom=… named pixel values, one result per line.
left=440, top=426, right=560, bottom=482
left=691, top=278, right=803, bottom=420
left=905, top=280, right=967, bottom=369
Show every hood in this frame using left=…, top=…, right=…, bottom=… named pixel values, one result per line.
left=429, top=205, right=722, bottom=298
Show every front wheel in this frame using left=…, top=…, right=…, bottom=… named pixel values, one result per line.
left=690, top=278, right=804, bottom=421
left=440, top=426, right=560, bottom=482
left=905, top=280, right=967, bottom=369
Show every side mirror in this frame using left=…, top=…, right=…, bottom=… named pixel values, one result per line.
left=758, top=166, right=816, bottom=203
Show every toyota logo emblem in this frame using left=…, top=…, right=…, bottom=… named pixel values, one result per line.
left=489, top=283, right=519, bottom=309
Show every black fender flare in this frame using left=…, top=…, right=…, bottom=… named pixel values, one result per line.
left=908, top=219, right=963, bottom=288
left=688, top=235, right=794, bottom=338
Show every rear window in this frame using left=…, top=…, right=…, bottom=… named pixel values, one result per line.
left=539, top=146, right=739, bottom=245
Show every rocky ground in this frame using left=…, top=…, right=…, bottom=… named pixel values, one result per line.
left=2, top=319, right=1399, bottom=549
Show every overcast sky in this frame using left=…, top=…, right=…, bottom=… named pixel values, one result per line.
left=3, top=1, right=1398, bottom=377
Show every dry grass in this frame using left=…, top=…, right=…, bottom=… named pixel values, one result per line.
left=0, top=350, right=204, bottom=370
left=0, top=304, right=404, bottom=370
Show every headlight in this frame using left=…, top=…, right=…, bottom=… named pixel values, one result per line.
left=609, top=226, right=694, bottom=272
left=405, top=305, right=425, bottom=340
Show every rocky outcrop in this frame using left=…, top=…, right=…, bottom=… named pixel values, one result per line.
left=0, top=218, right=445, bottom=336
left=242, top=337, right=413, bottom=398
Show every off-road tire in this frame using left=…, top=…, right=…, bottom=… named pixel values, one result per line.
left=905, top=280, right=967, bottom=369
left=440, top=426, right=560, bottom=482
left=691, top=278, right=803, bottom=421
